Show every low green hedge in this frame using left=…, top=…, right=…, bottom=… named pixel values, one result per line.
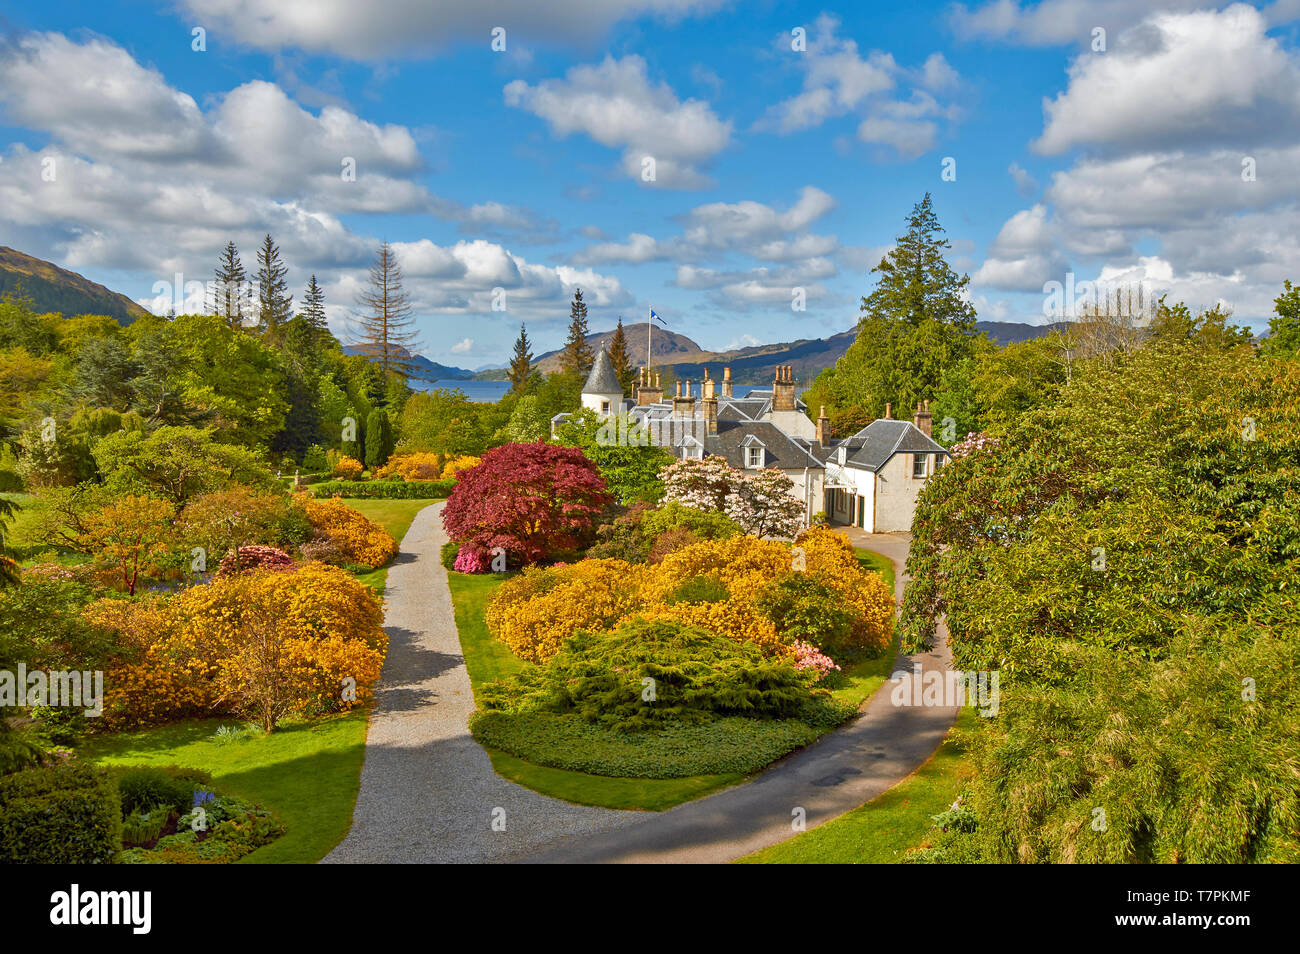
left=470, top=711, right=827, bottom=778
left=310, top=478, right=455, bottom=499
left=0, top=763, right=122, bottom=863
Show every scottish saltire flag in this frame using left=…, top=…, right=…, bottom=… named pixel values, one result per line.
left=650, top=308, right=666, bottom=325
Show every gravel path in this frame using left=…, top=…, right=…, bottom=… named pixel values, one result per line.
left=326, top=510, right=958, bottom=864
left=323, top=502, right=633, bottom=863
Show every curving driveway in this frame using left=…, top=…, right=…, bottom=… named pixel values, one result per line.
left=325, top=504, right=958, bottom=864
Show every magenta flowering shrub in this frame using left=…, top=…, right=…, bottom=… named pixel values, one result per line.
left=452, top=545, right=490, bottom=574
left=791, top=639, right=840, bottom=680
left=217, top=545, right=295, bottom=576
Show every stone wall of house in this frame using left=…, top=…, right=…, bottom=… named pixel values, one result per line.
left=873, top=451, right=939, bottom=532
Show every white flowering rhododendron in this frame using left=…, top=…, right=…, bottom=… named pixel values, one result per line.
left=660, top=456, right=805, bottom=538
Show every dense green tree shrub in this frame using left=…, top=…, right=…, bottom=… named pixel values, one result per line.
left=0, top=763, right=122, bottom=863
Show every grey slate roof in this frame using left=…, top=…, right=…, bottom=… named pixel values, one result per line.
left=841, top=419, right=948, bottom=472
left=583, top=349, right=623, bottom=395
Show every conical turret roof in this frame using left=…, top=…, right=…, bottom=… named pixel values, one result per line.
left=583, top=348, right=622, bottom=394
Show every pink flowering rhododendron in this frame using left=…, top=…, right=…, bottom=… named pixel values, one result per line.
left=453, top=545, right=491, bottom=574
left=791, top=639, right=840, bottom=679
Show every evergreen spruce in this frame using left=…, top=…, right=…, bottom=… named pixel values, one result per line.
left=560, top=288, right=594, bottom=376
left=255, top=234, right=293, bottom=341
left=607, top=318, right=634, bottom=395
left=212, top=241, right=248, bottom=329
left=508, top=323, right=534, bottom=394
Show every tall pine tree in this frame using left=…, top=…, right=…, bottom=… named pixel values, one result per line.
left=354, top=241, right=420, bottom=378
left=211, top=241, right=247, bottom=329
left=256, top=233, right=293, bottom=341
left=807, top=194, right=979, bottom=425
left=607, top=318, right=634, bottom=395
left=560, top=288, right=594, bottom=376
left=300, top=274, right=328, bottom=334
left=508, top=323, right=534, bottom=394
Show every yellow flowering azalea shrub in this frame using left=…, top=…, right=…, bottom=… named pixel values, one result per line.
left=178, top=562, right=386, bottom=731
left=300, top=496, right=399, bottom=570
left=331, top=456, right=364, bottom=480
left=374, top=452, right=445, bottom=480
left=83, top=595, right=217, bottom=730
left=486, top=531, right=895, bottom=663
left=793, top=526, right=896, bottom=654
left=83, top=563, right=386, bottom=731
left=485, top=559, right=646, bottom=663
left=440, top=454, right=480, bottom=478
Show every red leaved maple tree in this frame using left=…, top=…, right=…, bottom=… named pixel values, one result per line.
left=441, top=442, right=612, bottom=567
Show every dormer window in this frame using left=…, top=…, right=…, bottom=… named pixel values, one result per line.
left=680, top=435, right=703, bottom=459
left=741, top=435, right=766, bottom=469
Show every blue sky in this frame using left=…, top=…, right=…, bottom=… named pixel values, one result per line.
left=2, top=1, right=1299, bottom=367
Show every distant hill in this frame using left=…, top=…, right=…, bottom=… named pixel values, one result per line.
left=340, top=344, right=477, bottom=381
left=0, top=246, right=149, bottom=324
left=481, top=319, right=1062, bottom=385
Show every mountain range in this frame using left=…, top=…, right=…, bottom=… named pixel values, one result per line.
left=3, top=246, right=1061, bottom=384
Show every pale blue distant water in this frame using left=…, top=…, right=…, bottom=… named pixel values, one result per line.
left=411, top=379, right=778, bottom=404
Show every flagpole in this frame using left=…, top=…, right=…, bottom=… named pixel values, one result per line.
left=647, top=304, right=652, bottom=373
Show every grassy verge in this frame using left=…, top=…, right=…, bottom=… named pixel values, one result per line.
left=342, top=497, right=438, bottom=593
left=77, top=710, right=369, bottom=864
left=737, top=707, right=976, bottom=864
left=854, top=547, right=896, bottom=593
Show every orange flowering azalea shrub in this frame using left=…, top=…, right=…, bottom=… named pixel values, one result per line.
left=82, top=595, right=217, bottom=729
left=485, top=531, right=895, bottom=663
left=792, top=526, right=896, bottom=654
left=485, top=559, right=645, bottom=663
left=300, top=496, right=398, bottom=570
left=178, top=563, right=386, bottom=730
left=83, top=564, right=386, bottom=732
left=332, top=456, right=364, bottom=480
left=375, top=452, right=444, bottom=480
left=440, top=454, right=480, bottom=478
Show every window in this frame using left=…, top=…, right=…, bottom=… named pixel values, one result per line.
left=934, top=453, right=944, bottom=472
left=912, top=453, right=927, bottom=478
left=746, top=446, right=763, bottom=468
left=601, top=400, right=611, bottom=414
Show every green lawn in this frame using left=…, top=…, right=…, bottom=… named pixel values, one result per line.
left=737, top=707, right=976, bottom=864
left=445, top=548, right=901, bottom=812
left=343, top=497, right=437, bottom=593
left=855, top=547, right=896, bottom=593
left=77, top=710, right=370, bottom=864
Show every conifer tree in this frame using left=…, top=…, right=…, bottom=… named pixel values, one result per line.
left=508, top=323, right=534, bottom=394
left=212, top=241, right=247, bottom=329
left=607, top=317, right=634, bottom=395
left=560, top=288, right=594, bottom=376
left=255, top=233, right=293, bottom=340
left=354, top=242, right=420, bottom=377
left=300, top=275, right=328, bottom=334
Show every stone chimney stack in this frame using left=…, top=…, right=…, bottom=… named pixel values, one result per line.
left=913, top=399, right=933, bottom=437
left=704, top=391, right=719, bottom=435
left=772, top=365, right=797, bottom=411
left=721, top=366, right=733, bottom=398
left=702, top=369, right=716, bottom=401
left=884, top=402, right=893, bottom=420
left=635, top=366, right=663, bottom=405
left=673, top=380, right=694, bottom=419
left=816, top=404, right=831, bottom=447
